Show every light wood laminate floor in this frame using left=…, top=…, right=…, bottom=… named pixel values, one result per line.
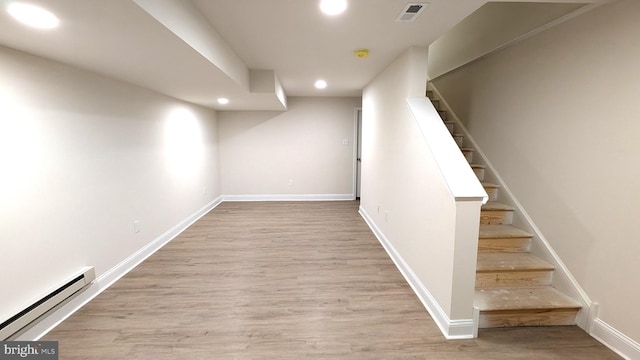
left=43, top=201, right=621, bottom=359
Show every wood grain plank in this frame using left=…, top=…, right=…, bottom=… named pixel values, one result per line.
left=478, top=238, right=531, bottom=253
left=42, top=201, right=621, bottom=359
left=476, top=253, right=554, bottom=272
left=480, top=202, right=514, bottom=225
left=479, top=308, right=580, bottom=328
left=475, top=287, right=581, bottom=311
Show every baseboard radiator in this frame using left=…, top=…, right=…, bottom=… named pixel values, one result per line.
left=0, top=266, right=96, bottom=340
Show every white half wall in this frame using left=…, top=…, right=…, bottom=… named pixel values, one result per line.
left=218, top=97, right=360, bottom=199
left=360, top=47, right=479, bottom=339
left=0, top=46, right=221, bottom=328
left=432, top=0, right=640, bottom=354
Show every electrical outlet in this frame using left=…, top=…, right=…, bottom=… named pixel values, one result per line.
left=385, top=211, right=388, bottom=222
left=288, top=179, right=294, bottom=186
left=202, top=187, right=207, bottom=197
left=133, top=220, right=141, bottom=234
left=377, top=205, right=380, bottom=214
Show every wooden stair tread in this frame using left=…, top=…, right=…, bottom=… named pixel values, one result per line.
left=480, top=202, right=514, bottom=225
left=471, top=164, right=485, bottom=169
left=481, top=182, right=499, bottom=189
left=479, top=224, right=533, bottom=239
left=482, top=202, right=514, bottom=211
left=476, top=253, right=554, bottom=272
left=474, top=287, right=581, bottom=311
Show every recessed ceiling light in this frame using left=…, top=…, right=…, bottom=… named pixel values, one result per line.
left=7, top=3, right=59, bottom=30
left=217, top=97, right=229, bottom=105
left=320, top=0, right=347, bottom=16
left=315, top=80, right=327, bottom=89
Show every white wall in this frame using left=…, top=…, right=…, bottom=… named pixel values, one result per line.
left=0, top=46, right=221, bottom=325
left=432, top=0, right=640, bottom=346
left=360, top=47, right=479, bottom=338
left=427, top=2, right=586, bottom=79
left=218, top=97, right=360, bottom=199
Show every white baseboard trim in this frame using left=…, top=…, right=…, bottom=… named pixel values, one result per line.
left=222, top=194, right=355, bottom=202
left=591, top=318, right=640, bottom=360
left=359, top=206, right=475, bottom=340
left=15, top=196, right=223, bottom=341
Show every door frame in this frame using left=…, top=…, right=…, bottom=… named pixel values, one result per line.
left=353, top=107, right=362, bottom=200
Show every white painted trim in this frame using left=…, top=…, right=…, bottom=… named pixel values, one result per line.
left=472, top=307, right=480, bottom=338
left=407, top=98, right=488, bottom=204
left=429, top=84, right=594, bottom=321
left=222, top=194, right=354, bottom=202
left=588, top=302, right=600, bottom=333
left=359, top=206, right=475, bottom=340
left=591, top=318, right=640, bottom=360
left=14, top=196, right=223, bottom=341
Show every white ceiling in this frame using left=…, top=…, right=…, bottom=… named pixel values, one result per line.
left=192, top=0, right=489, bottom=98
left=0, top=0, right=609, bottom=111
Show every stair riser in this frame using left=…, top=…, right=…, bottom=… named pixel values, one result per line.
left=484, top=187, right=498, bottom=201
left=473, top=167, right=485, bottom=181
left=453, top=135, right=464, bottom=147
left=476, top=270, right=552, bottom=288
left=431, top=100, right=440, bottom=110
left=462, top=150, right=473, bottom=163
left=445, top=122, right=454, bottom=134
left=438, top=110, right=447, bottom=121
left=478, top=238, right=530, bottom=253
left=479, top=308, right=579, bottom=328
left=480, top=210, right=513, bottom=225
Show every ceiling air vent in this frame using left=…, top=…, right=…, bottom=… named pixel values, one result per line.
left=396, top=2, right=429, bottom=22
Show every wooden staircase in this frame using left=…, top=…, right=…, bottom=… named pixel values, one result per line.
left=426, top=90, right=582, bottom=329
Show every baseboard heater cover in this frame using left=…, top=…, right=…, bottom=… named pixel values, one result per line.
left=0, top=266, right=96, bottom=340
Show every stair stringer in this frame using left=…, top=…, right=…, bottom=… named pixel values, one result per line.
left=427, top=84, right=596, bottom=332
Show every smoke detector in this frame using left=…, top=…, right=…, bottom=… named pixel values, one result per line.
left=396, top=2, right=429, bottom=22
left=354, top=48, right=369, bottom=59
